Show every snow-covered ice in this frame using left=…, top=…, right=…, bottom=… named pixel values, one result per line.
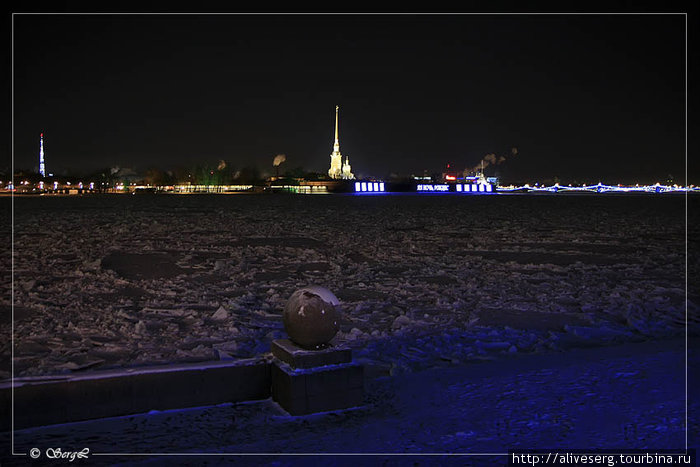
left=3, top=194, right=698, bottom=379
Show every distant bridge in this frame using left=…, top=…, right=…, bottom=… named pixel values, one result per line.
left=496, top=183, right=698, bottom=194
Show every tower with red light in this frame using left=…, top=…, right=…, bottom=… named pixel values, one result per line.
left=39, top=133, right=46, bottom=177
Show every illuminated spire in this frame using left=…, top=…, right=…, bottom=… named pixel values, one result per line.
left=328, top=105, right=354, bottom=180
left=333, top=105, right=340, bottom=153
left=39, top=132, right=46, bottom=177
left=328, top=105, right=342, bottom=179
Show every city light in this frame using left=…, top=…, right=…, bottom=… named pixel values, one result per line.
left=354, top=181, right=386, bottom=193
left=417, top=184, right=450, bottom=192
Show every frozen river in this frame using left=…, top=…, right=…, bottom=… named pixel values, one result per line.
left=2, top=193, right=698, bottom=379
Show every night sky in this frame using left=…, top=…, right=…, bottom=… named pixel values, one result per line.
left=8, top=12, right=691, bottom=184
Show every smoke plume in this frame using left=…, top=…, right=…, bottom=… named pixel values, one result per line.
left=464, top=147, right=519, bottom=175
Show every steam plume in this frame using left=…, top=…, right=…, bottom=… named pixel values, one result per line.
left=273, top=154, right=287, bottom=167
left=464, top=147, right=519, bottom=175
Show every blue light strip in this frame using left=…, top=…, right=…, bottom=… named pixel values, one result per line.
left=354, top=181, right=386, bottom=193
left=354, top=181, right=697, bottom=194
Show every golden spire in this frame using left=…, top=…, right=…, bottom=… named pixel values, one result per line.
left=333, top=105, right=340, bottom=154
left=334, top=105, right=339, bottom=144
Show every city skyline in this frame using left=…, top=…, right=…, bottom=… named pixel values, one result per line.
left=8, top=12, right=691, bottom=184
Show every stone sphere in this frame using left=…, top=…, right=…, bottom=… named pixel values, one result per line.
left=283, top=286, right=340, bottom=349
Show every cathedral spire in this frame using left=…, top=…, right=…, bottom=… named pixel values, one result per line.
left=333, top=105, right=340, bottom=153
left=328, top=105, right=354, bottom=180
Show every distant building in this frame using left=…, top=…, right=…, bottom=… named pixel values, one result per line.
left=328, top=105, right=354, bottom=180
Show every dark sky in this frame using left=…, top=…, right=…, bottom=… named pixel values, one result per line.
left=9, top=12, right=690, bottom=183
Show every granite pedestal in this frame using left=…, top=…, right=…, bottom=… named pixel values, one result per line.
left=271, top=339, right=364, bottom=415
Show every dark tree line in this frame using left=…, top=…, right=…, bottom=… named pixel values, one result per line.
left=13, top=160, right=336, bottom=187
